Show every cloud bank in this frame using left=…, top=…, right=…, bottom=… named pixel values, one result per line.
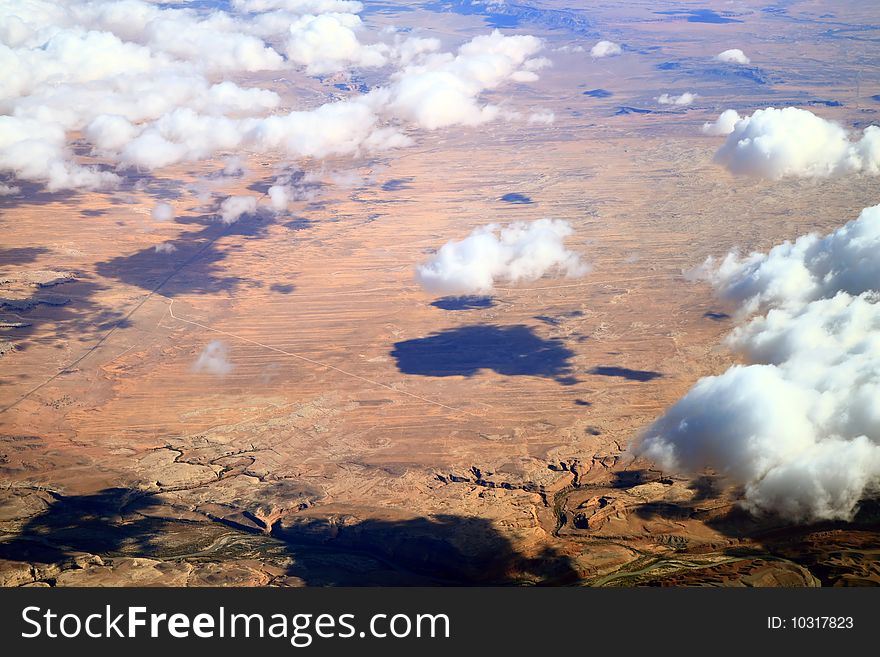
left=633, top=204, right=880, bottom=522
left=703, top=107, right=880, bottom=178
left=0, top=1, right=550, bottom=191
left=415, top=219, right=589, bottom=295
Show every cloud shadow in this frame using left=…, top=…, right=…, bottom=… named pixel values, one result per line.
left=588, top=366, right=662, bottom=382
left=430, top=296, right=495, bottom=311
left=391, top=324, right=577, bottom=384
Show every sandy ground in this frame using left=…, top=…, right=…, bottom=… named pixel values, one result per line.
left=1, top=0, right=879, bottom=586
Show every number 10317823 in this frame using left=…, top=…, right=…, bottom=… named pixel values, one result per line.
left=768, top=616, right=854, bottom=629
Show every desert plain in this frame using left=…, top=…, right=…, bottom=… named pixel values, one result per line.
left=2, top=0, right=880, bottom=586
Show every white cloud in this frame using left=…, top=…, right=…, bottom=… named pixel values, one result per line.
left=528, top=110, right=555, bottom=124
left=219, top=195, right=258, bottom=224
left=192, top=340, right=233, bottom=375
left=285, top=12, right=387, bottom=75
left=382, top=31, right=545, bottom=130
left=708, top=107, right=880, bottom=178
left=701, top=109, right=741, bottom=136
left=154, top=242, right=177, bottom=254
left=657, top=92, right=697, bottom=106
left=634, top=204, right=880, bottom=522
left=151, top=202, right=175, bottom=221
left=231, top=0, right=364, bottom=13
left=0, top=115, right=119, bottom=191
left=590, top=40, right=621, bottom=58
left=415, top=219, right=589, bottom=295
left=715, top=48, right=750, bottom=64
left=0, top=3, right=549, bottom=190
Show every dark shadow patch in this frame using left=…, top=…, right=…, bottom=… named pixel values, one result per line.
left=704, top=311, right=730, bottom=321
left=655, top=9, right=742, bottom=24
left=633, top=501, right=694, bottom=521
left=657, top=61, right=681, bottom=71
left=499, top=192, right=533, bottom=204
left=283, top=217, right=312, bottom=231
left=0, top=179, right=83, bottom=208
left=689, top=475, right=723, bottom=501
left=431, top=296, right=495, bottom=310
left=0, top=247, right=49, bottom=267
left=583, top=88, right=613, bottom=98
left=274, top=513, right=578, bottom=585
left=80, top=209, right=108, bottom=217
left=270, top=283, right=295, bottom=294
left=615, top=106, right=655, bottom=116
left=0, top=487, right=579, bottom=586
left=588, top=366, right=662, bottom=382
left=381, top=178, right=414, bottom=191
left=574, top=399, right=592, bottom=407
left=391, top=324, right=577, bottom=384
left=610, top=469, right=663, bottom=488
left=95, top=213, right=272, bottom=297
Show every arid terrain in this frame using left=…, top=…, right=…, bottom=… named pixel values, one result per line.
left=2, top=0, right=880, bottom=586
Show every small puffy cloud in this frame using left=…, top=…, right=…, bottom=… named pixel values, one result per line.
left=701, top=109, right=741, bottom=136
left=633, top=204, right=880, bottom=522
left=222, top=156, right=247, bottom=177
left=192, top=340, right=233, bottom=375
left=154, top=242, right=177, bottom=254
left=657, top=92, right=697, bottom=106
left=528, top=110, right=555, bottom=124
left=267, top=184, right=291, bottom=210
left=708, top=107, right=880, bottom=178
left=415, top=219, right=589, bottom=295
left=715, top=48, right=750, bottom=64
left=0, top=182, right=20, bottom=196
left=219, top=195, right=258, bottom=224
left=151, top=202, right=175, bottom=221
left=590, top=40, right=621, bottom=58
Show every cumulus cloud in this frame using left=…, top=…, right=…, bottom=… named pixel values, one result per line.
left=0, top=2, right=550, bottom=191
left=633, top=204, right=880, bottom=522
left=154, top=242, right=177, bottom=254
left=219, top=195, right=258, bottom=224
left=192, top=340, right=233, bottom=375
left=151, top=202, right=175, bottom=221
left=415, top=219, right=589, bottom=295
left=382, top=31, right=546, bottom=130
left=0, top=115, right=119, bottom=191
left=701, top=109, right=741, bottom=136
left=657, top=92, right=697, bottom=106
left=590, top=40, right=621, bottom=58
left=706, top=107, right=880, bottom=178
left=285, top=12, right=387, bottom=74
left=715, top=48, right=750, bottom=64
